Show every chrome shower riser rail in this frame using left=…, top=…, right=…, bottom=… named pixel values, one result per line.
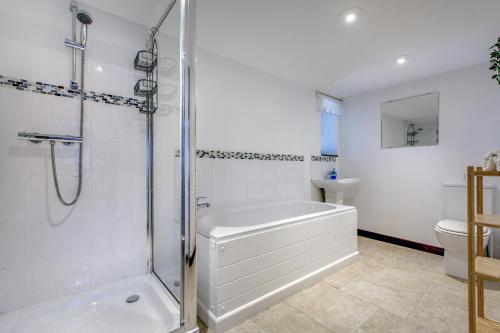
left=65, top=39, right=86, bottom=51
left=17, top=132, right=82, bottom=144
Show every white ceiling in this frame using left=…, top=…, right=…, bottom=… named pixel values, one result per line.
left=83, top=0, right=500, bottom=98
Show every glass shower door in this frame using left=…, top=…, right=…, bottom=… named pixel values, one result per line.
left=151, top=2, right=198, bottom=331
left=152, top=0, right=182, bottom=301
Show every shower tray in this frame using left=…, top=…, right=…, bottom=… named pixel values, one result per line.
left=0, top=274, right=180, bottom=333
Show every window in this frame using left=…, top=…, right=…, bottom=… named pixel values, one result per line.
left=318, top=92, right=341, bottom=156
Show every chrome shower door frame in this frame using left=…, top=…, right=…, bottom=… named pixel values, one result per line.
left=178, top=0, right=198, bottom=331
left=150, top=0, right=198, bottom=332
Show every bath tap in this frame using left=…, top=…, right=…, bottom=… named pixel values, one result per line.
left=196, top=197, right=210, bottom=209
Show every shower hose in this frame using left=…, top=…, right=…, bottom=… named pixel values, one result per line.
left=49, top=51, right=85, bottom=206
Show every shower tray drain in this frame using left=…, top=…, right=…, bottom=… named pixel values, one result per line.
left=126, top=295, right=140, bottom=303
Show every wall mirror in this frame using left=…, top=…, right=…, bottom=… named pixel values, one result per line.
left=381, top=92, right=439, bottom=148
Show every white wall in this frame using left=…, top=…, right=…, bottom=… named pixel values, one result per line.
left=196, top=158, right=306, bottom=210
left=0, top=0, right=149, bottom=313
left=341, top=64, right=500, bottom=251
left=196, top=49, right=328, bottom=202
left=197, top=50, right=319, bottom=154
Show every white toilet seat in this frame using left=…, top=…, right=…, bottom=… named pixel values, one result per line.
left=435, top=219, right=492, bottom=279
left=435, top=219, right=490, bottom=237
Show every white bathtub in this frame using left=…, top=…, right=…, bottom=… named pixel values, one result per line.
left=197, top=201, right=358, bottom=332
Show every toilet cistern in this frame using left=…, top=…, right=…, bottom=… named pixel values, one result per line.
left=312, top=178, right=360, bottom=204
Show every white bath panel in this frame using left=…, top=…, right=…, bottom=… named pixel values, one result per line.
left=197, top=201, right=358, bottom=333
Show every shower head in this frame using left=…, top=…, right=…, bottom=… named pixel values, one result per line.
left=77, top=10, right=93, bottom=25
left=77, top=10, right=92, bottom=46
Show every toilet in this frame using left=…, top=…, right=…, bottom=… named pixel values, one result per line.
left=435, top=182, right=495, bottom=280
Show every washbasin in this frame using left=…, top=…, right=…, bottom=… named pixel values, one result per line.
left=312, top=178, right=360, bottom=205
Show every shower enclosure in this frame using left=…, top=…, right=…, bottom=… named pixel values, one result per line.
left=0, top=0, right=198, bottom=332
left=147, top=0, right=199, bottom=331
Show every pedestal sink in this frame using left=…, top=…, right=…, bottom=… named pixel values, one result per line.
left=312, top=178, right=360, bottom=205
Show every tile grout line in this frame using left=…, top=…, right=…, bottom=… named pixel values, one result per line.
left=247, top=318, right=272, bottom=333
left=358, top=237, right=445, bottom=330
left=284, top=300, right=335, bottom=333
left=351, top=306, right=380, bottom=333
left=282, top=298, right=337, bottom=333
left=284, top=282, right=378, bottom=333
left=354, top=239, right=437, bottom=320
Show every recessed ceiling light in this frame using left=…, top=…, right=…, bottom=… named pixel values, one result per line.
left=395, top=55, right=411, bottom=65
left=95, top=65, right=104, bottom=72
left=341, top=9, right=362, bottom=24
left=345, top=13, right=357, bottom=23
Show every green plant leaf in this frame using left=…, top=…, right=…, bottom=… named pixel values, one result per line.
left=489, top=37, right=500, bottom=85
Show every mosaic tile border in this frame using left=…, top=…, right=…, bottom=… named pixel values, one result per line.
left=311, top=155, right=337, bottom=162
left=176, top=149, right=304, bottom=161
left=0, top=75, right=145, bottom=109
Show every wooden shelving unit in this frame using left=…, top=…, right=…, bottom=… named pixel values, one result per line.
left=476, top=257, right=500, bottom=282
left=476, top=214, right=500, bottom=228
left=478, top=317, right=500, bottom=333
left=467, top=166, right=500, bottom=333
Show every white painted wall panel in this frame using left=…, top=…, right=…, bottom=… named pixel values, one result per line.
left=218, top=245, right=356, bottom=316
left=217, top=225, right=355, bottom=285
left=216, top=210, right=356, bottom=267
left=217, top=236, right=356, bottom=303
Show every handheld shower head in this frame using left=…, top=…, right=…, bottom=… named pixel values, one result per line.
left=77, top=10, right=93, bottom=25
left=77, top=10, right=92, bottom=46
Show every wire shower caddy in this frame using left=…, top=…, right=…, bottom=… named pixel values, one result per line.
left=134, top=47, right=158, bottom=114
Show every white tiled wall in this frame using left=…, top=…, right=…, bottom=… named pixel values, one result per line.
left=197, top=158, right=306, bottom=209
left=311, top=160, right=338, bottom=180
left=0, top=1, right=149, bottom=314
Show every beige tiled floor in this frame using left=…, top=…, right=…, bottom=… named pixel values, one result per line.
left=199, top=236, right=500, bottom=333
